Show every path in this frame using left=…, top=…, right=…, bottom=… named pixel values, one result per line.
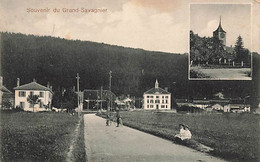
left=84, top=114, right=226, bottom=162
left=191, top=67, right=251, bottom=80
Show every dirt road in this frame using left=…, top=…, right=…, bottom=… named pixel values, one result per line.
left=84, top=114, right=225, bottom=162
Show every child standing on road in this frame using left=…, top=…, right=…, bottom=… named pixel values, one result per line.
left=106, top=112, right=111, bottom=126
left=116, top=110, right=122, bottom=127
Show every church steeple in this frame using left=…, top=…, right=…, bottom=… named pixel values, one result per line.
left=155, top=79, right=159, bottom=88
left=213, top=16, right=226, bottom=48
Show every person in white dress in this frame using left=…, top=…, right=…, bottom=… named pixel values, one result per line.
left=175, top=124, right=192, bottom=140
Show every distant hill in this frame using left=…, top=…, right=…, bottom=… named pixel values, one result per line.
left=0, top=32, right=259, bottom=107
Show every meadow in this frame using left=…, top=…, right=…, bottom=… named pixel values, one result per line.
left=0, top=111, right=85, bottom=161
left=101, top=111, right=260, bottom=162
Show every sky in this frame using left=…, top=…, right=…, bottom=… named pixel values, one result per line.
left=0, top=0, right=259, bottom=53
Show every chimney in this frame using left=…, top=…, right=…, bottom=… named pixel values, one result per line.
left=165, top=87, right=168, bottom=92
left=47, top=82, right=50, bottom=88
left=17, top=78, right=20, bottom=87
left=33, top=78, right=36, bottom=82
left=50, top=85, right=52, bottom=91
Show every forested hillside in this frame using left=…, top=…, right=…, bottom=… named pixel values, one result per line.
left=1, top=32, right=259, bottom=106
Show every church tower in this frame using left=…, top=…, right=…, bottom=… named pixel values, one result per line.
left=213, top=16, right=226, bottom=48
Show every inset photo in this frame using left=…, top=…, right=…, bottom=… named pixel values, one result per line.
left=189, top=3, right=252, bottom=80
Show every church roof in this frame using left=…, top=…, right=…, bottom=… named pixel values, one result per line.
left=213, top=17, right=226, bottom=33
left=14, top=81, right=53, bottom=93
left=226, top=46, right=234, bottom=53
left=144, top=87, right=170, bottom=95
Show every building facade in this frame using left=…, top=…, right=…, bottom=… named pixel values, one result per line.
left=143, top=80, right=171, bottom=110
left=14, top=79, right=53, bottom=112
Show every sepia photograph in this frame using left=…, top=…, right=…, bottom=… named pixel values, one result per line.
left=0, top=0, right=260, bottom=162
left=189, top=3, right=252, bottom=80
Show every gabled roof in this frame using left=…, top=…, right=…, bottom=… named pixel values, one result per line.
left=1, top=85, right=12, bottom=93
left=13, top=81, right=53, bottom=93
left=144, top=87, right=170, bottom=95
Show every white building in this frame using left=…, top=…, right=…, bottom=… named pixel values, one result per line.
left=143, top=80, right=171, bottom=110
left=14, top=79, right=53, bottom=112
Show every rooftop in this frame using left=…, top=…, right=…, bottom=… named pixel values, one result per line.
left=14, top=81, right=53, bottom=93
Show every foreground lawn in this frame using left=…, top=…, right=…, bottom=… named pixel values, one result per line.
left=0, top=111, right=84, bottom=161
left=101, top=111, right=260, bottom=162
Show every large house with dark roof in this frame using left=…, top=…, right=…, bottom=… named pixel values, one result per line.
left=13, top=79, right=53, bottom=112
left=143, top=80, right=171, bottom=110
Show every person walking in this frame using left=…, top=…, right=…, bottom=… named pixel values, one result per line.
left=116, top=109, right=122, bottom=127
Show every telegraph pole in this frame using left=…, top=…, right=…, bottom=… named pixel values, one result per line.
left=109, top=71, right=112, bottom=111
left=101, top=86, right=103, bottom=110
left=76, top=73, right=80, bottom=115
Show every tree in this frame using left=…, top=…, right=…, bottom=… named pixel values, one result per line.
left=62, top=88, right=78, bottom=112
left=27, top=94, right=41, bottom=112
left=234, top=35, right=244, bottom=63
left=52, top=87, right=77, bottom=112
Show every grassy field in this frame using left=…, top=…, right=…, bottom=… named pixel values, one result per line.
left=100, top=111, right=260, bottom=162
left=190, top=67, right=251, bottom=79
left=0, top=111, right=85, bottom=161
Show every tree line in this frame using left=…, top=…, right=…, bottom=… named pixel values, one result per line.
left=1, top=32, right=259, bottom=107
left=190, top=30, right=251, bottom=66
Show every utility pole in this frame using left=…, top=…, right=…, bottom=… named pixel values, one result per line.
left=76, top=73, right=81, bottom=115
left=101, top=86, right=103, bottom=110
left=109, top=71, right=112, bottom=111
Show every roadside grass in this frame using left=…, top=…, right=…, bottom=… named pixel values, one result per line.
left=98, top=111, right=260, bottom=162
left=0, top=110, right=84, bottom=161
left=71, top=116, right=86, bottom=161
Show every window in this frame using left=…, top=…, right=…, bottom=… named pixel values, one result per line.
left=150, top=100, right=154, bottom=103
left=39, top=92, right=44, bottom=97
left=166, top=96, right=168, bottom=98
left=30, top=91, right=34, bottom=96
left=161, top=105, right=165, bottom=108
left=166, top=105, right=168, bottom=108
left=156, top=96, right=159, bottom=98
left=150, top=105, right=153, bottom=108
left=155, top=100, right=160, bottom=103
left=19, top=91, right=26, bottom=97
left=162, top=96, right=164, bottom=98
left=147, top=96, right=149, bottom=98
left=147, top=105, right=149, bottom=108
left=150, top=96, right=154, bottom=98
left=166, top=100, right=168, bottom=103
left=147, top=99, right=149, bottom=103
left=162, top=100, right=164, bottom=103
